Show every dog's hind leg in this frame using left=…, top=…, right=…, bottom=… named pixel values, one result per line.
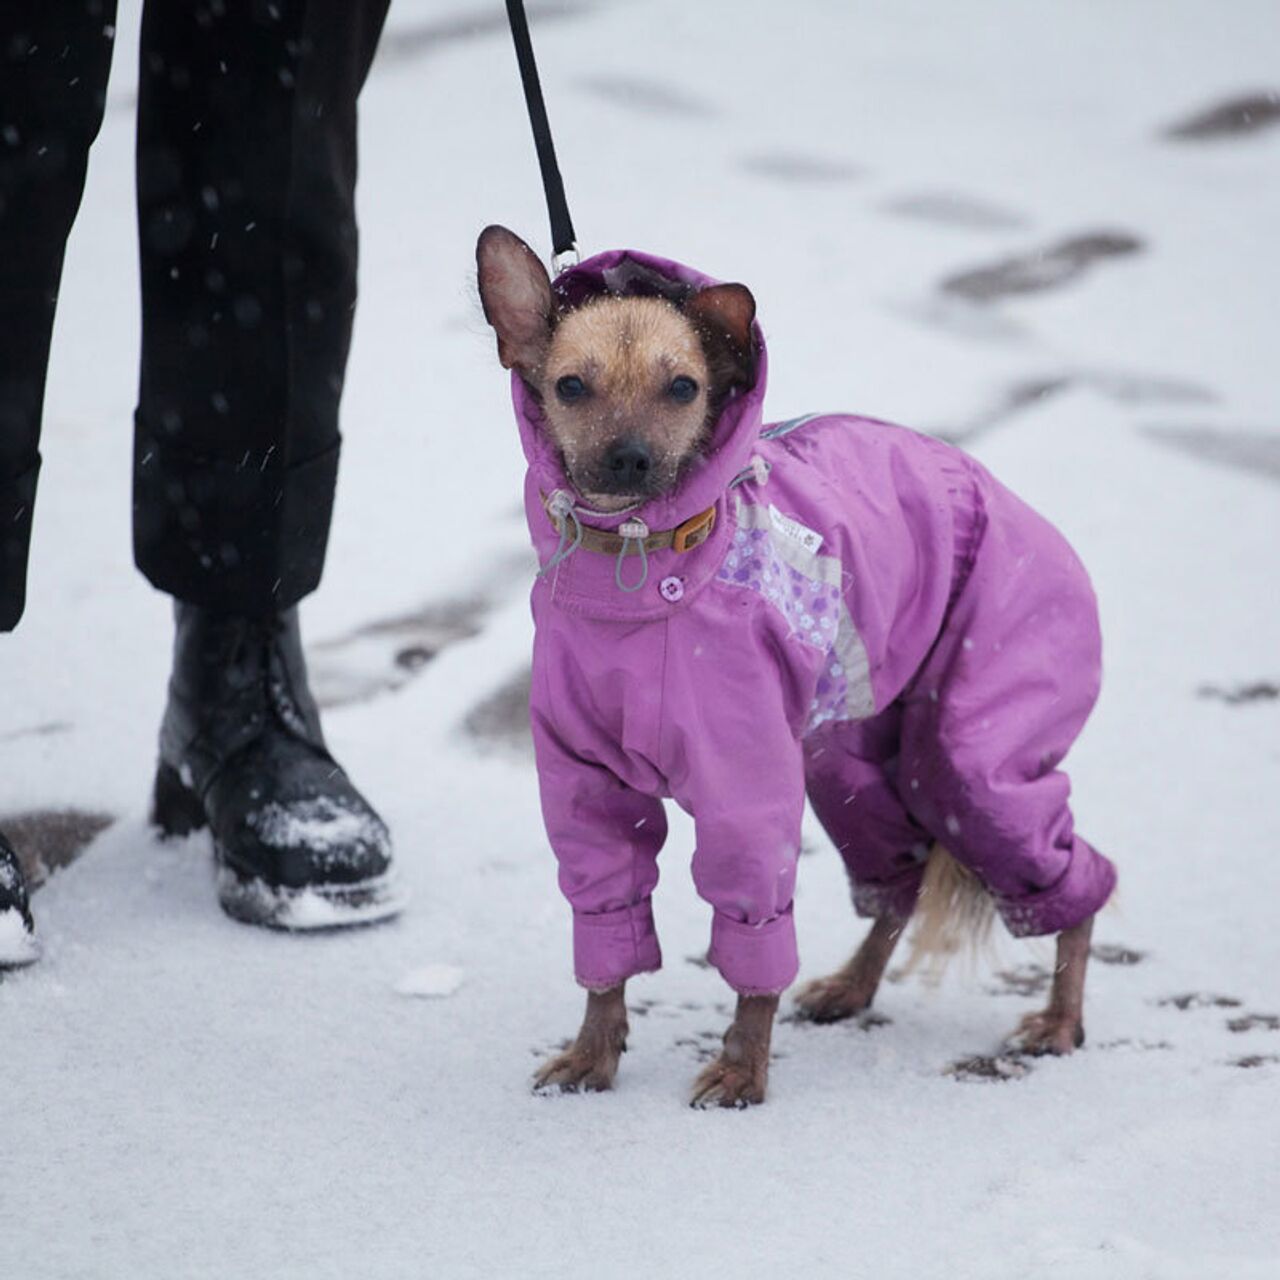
left=792, top=915, right=906, bottom=1023
left=534, top=984, right=630, bottom=1094
left=1006, top=915, right=1093, bottom=1055
left=691, top=994, right=780, bottom=1109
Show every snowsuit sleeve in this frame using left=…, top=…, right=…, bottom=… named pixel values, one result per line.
left=530, top=698, right=668, bottom=991
left=665, top=637, right=807, bottom=997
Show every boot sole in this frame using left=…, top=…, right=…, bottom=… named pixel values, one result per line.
left=152, top=763, right=406, bottom=932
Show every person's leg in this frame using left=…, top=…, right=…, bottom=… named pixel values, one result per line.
left=0, top=1, right=117, bottom=631
left=132, top=0, right=388, bottom=609
left=137, top=0, right=401, bottom=929
left=0, top=1, right=118, bottom=965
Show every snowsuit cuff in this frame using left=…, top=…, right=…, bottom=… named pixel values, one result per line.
left=573, top=900, right=662, bottom=989
left=997, top=840, right=1118, bottom=938
left=707, top=905, right=799, bottom=996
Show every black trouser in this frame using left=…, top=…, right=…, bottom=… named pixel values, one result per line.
left=0, top=0, right=390, bottom=631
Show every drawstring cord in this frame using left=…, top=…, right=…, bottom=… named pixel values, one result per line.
left=614, top=519, right=650, bottom=592
left=539, top=490, right=584, bottom=576
left=539, top=489, right=650, bottom=590
left=730, top=455, right=771, bottom=489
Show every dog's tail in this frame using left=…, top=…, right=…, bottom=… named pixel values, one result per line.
left=902, top=845, right=996, bottom=983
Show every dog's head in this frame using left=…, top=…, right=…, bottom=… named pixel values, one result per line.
left=477, top=226, right=757, bottom=511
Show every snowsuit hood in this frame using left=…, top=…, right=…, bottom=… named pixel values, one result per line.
left=513, top=248, right=767, bottom=621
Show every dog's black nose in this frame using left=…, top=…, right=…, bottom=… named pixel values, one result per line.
left=604, top=440, right=653, bottom=488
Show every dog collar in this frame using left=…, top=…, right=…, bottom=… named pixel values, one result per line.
left=541, top=493, right=717, bottom=556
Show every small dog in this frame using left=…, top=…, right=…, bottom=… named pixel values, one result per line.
left=477, top=225, right=1116, bottom=1107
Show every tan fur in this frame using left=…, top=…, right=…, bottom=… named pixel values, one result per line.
left=542, top=297, right=712, bottom=510
left=902, top=845, right=996, bottom=984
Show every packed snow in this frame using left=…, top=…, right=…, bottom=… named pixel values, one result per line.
left=2, top=2, right=1278, bottom=1277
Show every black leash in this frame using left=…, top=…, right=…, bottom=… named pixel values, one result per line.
left=504, top=0, right=579, bottom=271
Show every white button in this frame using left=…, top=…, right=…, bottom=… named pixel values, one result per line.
left=659, top=576, right=684, bottom=603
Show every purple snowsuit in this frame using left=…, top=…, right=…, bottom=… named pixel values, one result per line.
left=517, top=249, right=1116, bottom=996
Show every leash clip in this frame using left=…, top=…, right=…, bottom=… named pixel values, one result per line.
left=551, top=243, right=581, bottom=277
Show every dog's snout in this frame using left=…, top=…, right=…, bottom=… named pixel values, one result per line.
left=604, top=439, right=653, bottom=488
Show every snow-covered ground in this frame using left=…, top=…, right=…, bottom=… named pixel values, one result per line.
left=3, top=2, right=1279, bottom=1276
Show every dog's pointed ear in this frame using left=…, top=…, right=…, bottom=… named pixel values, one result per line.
left=476, top=225, right=556, bottom=375
left=685, top=283, right=758, bottom=388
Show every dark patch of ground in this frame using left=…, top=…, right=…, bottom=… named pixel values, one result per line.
left=309, top=551, right=531, bottom=709
left=1163, top=92, right=1280, bottom=141
left=783, top=1009, right=891, bottom=1032
left=0, top=721, right=73, bottom=744
left=946, top=1053, right=1032, bottom=1082
left=1231, top=1054, right=1280, bottom=1069
left=1158, top=993, right=1242, bottom=1011
left=1197, top=681, right=1279, bottom=707
left=985, top=963, right=1052, bottom=998
left=739, top=152, right=862, bottom=184
left=575, top=75, right=716, bottom=117
left=1226, top=1013, right=1280, bottom=1034
left=1090, top=943, right=1147, bottom=966
left=936, top=372, right=1213, bottom=445
left=940, top=231, right=1143, bottom=303
left=881, top=192, right=1028, bottom=231
left=2, top=809, right=115, bottom=889
left=463, top=666, right=534, bottom=756
left=310, top=596, right=488, bottom=708
left=1143, top=426, right=1280, bottom=484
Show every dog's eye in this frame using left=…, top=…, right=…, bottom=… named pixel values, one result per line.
left=668, top=376, right=699, bottom=404
left=556, top=375, right=588, bottom=402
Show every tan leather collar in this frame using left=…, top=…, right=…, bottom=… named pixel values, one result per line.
left=543, top=495, right=717, bottom=556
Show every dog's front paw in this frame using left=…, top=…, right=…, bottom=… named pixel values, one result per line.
left=533, top=1035, right=625, bottom=1095
left=791, top=973, right=876, bottom=1024
left=690, top=1057, right=768, bottom=1109
left=1007, top=1009, right=1085, bottom=1056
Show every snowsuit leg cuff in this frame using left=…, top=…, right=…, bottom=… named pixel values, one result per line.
left=997, top=839, right=1117, bottom=938
left=573, top=900, right=662, bottom=989
left=707, top=905, right=799, bottom=996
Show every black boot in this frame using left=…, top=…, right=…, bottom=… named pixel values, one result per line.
left=152, top=604, right=402, bottom=930
left=0, top=831, right=38, bottom=968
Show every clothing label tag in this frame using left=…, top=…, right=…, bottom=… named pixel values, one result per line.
left=769, top=504, right=824, bottom=555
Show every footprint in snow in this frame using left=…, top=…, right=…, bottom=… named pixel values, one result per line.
left=1162, top=91, right=1280, bottom=141
left=1089, top=943, right=1148, bottom=966
left=939, top=230, right=1143, bottom=303
left=1157, top=993, right=1242, bottom=1011
left=946, top=1054, right=1033, bottom=1083
left=1226, top=1013, right=1280, bottom=1034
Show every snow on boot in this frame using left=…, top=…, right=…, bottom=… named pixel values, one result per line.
left=0, top=831, right=39, bottom=968
left=151, top=604, right=403, bottom=930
